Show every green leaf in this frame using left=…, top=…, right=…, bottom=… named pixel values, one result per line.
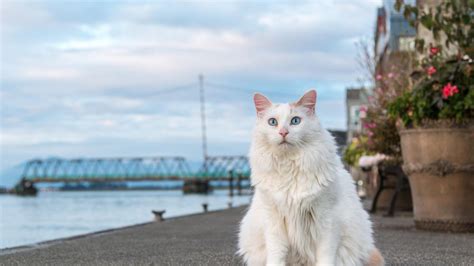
left=421, top=14, right=434, bottom=29
left=415, top=38, right=425, bottom=53
left=394, top=0, right=403, bottom=12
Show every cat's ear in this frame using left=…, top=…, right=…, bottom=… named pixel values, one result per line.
left=295, top=89, right=317, bottom=115
left=253, top=93, right=272, bottom=116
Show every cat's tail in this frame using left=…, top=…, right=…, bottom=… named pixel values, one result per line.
left=367, top=248, right=384, bottom=266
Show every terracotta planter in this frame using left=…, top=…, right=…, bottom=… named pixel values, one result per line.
left=400, top=125, right=474, bottom=232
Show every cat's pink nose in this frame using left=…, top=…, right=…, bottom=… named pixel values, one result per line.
left=279, top=128, right=289, bottom=138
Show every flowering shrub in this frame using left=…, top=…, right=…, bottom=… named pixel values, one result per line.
left=343, top=136, right=373, bottom=167
left=359, top=55, right=414, bottom=160
left=345, top=38, right=415, bottom=165
left=344, top=79, right=406, bottom=165
left=388, top=0, right=474, bottom=127
left=362, top=105, right=402, bottom=160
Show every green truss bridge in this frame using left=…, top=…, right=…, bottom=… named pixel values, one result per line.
left=16, top=156, right=250, bottom=195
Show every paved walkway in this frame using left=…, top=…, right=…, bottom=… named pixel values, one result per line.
left=1, top=206, right=473, bottom=265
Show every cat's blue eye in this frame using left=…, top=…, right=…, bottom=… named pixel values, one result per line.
left=268, top=118, right=278, bottom=126
left=290, top=116, right=301, bottom=125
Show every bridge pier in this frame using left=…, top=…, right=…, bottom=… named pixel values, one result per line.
left=13, top=180, right=38, bottom=196
left=237, top=173, right=242, bottom=196
left=228, top=170, right=234, bottom=197
left=183, top=179, right=210, bottom=194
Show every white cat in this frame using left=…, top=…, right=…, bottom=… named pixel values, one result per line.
left=238, top=90, right=383, bottom=266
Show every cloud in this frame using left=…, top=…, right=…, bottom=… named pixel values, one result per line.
left=0, top=0, right=379, bottom=171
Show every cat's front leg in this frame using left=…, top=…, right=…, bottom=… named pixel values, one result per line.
left=259, top=197, right=289, bottom=266
left=264, top=219, right=289, bottom=266
left=315, top=219, right=339, bottom=266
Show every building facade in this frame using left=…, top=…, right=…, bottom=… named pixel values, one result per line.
left=374, top=0, right=416, bottom=75
left=345, top=88, right=369, bottom=143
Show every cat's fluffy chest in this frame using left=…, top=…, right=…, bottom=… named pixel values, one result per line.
left=253, top=155, right=324, bottom=201
left=262, top=174, right=319, bottom=209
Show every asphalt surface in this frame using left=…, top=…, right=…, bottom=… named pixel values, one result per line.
left=1, top=206, right=473, bottom=265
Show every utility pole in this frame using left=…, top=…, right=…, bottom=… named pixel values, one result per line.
left=199, top=74, right=208, bottom=170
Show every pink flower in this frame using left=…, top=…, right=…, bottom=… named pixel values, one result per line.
left=367, top=131, right=374, bottom=137
left=430, top=46, right=439, bottom=56
left=442, top=83, right=459, bottom=99
left=376, top=74, right=383, bottom=80
left=363, top=122, right=376, bottom=129
left=427, top=66, right=437, bottom=76
left=387, top=72, right=395, bottom=78
left=359, top=106, right=367, bottom=112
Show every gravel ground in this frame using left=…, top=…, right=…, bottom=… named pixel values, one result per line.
left=1, top=206, right=473, bottom=265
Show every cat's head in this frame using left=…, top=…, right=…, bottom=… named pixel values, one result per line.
left=252, top=90, right=320, bottom=151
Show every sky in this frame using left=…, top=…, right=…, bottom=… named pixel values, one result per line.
left=0, top=0, right=379, bottom=172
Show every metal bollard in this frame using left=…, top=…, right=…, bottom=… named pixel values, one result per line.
left=202, top=203, right=208, bottom=213
left=152, top=210, right=166, bottom=222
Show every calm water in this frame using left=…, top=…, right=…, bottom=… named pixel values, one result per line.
left=0, top=190, right=251, bottom=249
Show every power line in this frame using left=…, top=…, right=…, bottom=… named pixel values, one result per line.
left=152, top=82, right=197, bottom=95
left=205, top=81, right=254, bottom=93
left=113, top=82, right=197, bottom=99
left=205, top=81, right=299, bottom=97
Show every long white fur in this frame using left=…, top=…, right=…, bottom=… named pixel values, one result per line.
left=238, top=91, right=377, bottom=266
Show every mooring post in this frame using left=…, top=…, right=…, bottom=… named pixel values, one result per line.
left=229, top=170, right=234, bottom=197
left=152, top=210, right=166, bottom=222
left=202, top=203, right=208, bottom=213
left=228, top=201, right=233, bottom=208
left=237, top=173, right=242, bottom=196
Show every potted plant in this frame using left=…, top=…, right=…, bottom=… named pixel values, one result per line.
left=388, top=0, right=474, bottom=232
